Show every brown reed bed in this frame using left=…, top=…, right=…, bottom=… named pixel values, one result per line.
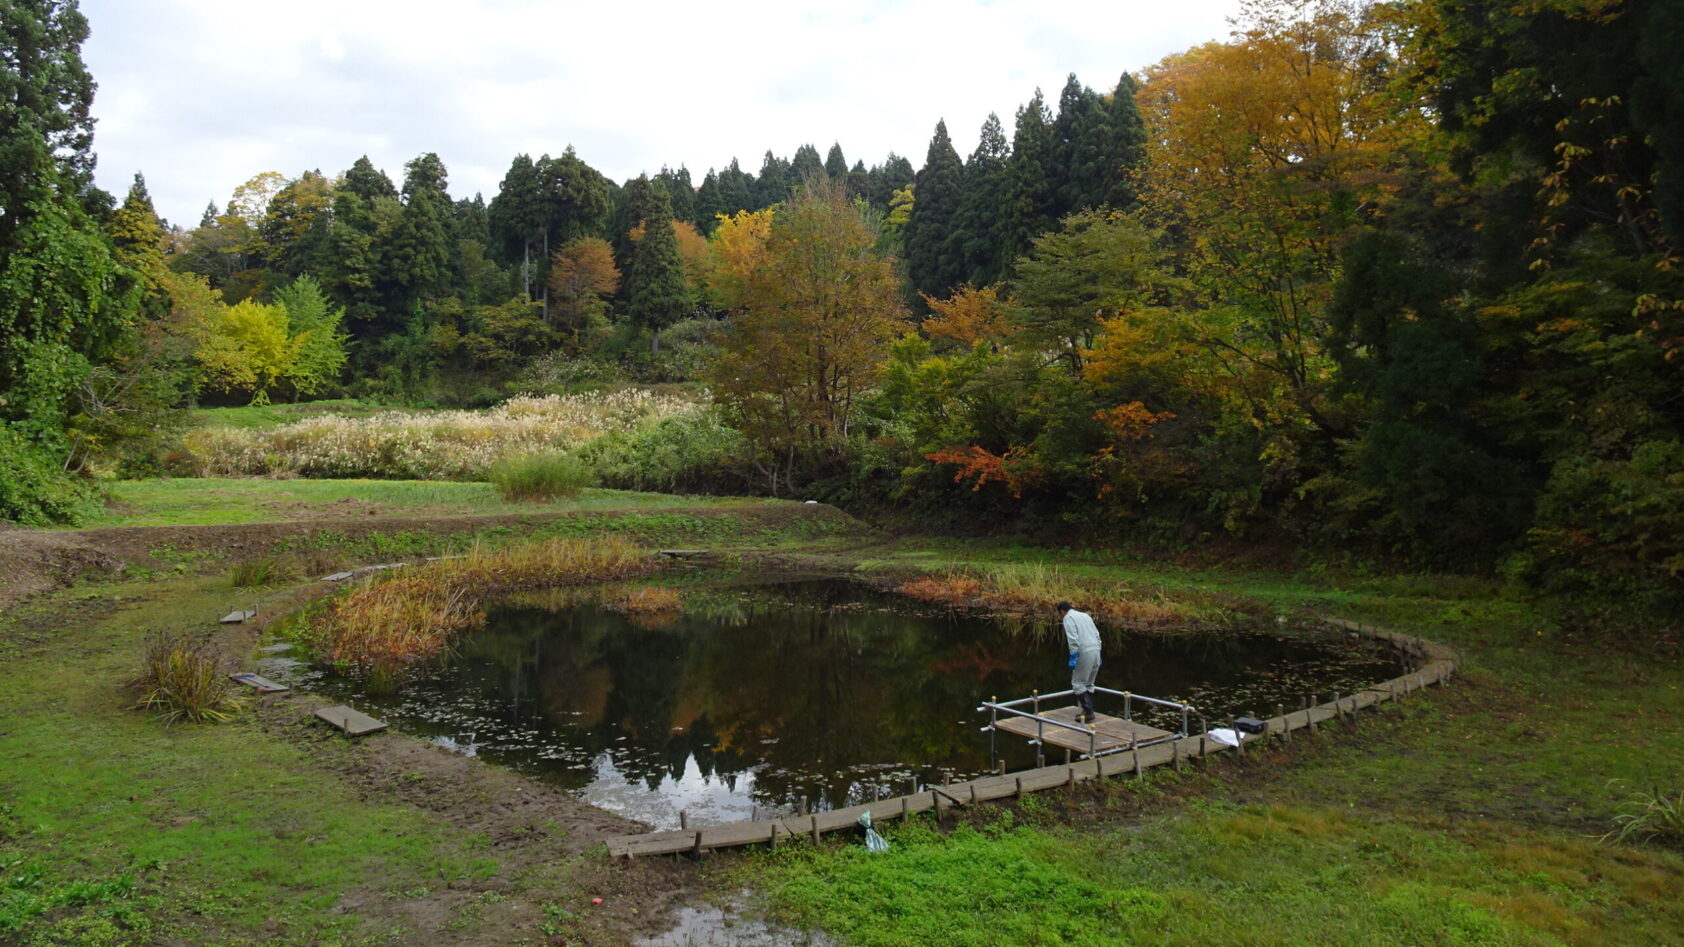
left=896, top=563, right=1232, bottom=631
left=310, top=536, right=659, bottom=670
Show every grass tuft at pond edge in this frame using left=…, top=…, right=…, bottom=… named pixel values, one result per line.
left=307, top=536, right=660, bottom=672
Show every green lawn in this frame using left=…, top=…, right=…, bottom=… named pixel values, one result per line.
left=0, top=577, right=498, bottom=945
left=78, top=478, right=772, bottom=528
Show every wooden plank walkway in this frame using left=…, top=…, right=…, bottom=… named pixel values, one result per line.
left=603, top=619, right=1459, bottom=859
left=993, top=706, right=1174, bottom=755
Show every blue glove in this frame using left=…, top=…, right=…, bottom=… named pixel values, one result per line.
left=1067, top=653, right=1078, bottom=669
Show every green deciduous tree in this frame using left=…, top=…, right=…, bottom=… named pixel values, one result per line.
left=710, top=182, right=907, bottom=490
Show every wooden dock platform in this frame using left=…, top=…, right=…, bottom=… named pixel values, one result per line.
left=993, top=705, right=1174, bottom=755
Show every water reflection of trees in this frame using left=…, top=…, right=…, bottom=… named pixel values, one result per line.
left=408, top=579, right=1404, bottom=810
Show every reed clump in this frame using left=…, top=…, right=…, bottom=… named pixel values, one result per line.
left=132, top=631, right=243, bottom=724
left=488, top=451, right=595, bottom=501
left=315, top=537, right=657, bottom=670
left=230, top=555, right=299, bottom=589
left=897, top=564, right=1228, bottom=630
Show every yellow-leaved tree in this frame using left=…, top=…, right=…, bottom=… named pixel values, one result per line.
left=709, top=183, right=907, bottom=492
left=191, top=275, right=347, bottom=404
left=705, top=208, right=773, bottom=311
left=1136, top=0, right=1428, bottom=437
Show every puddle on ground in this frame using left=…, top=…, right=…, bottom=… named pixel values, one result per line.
left=265, top=576, right=1403, bottom=831
left=635, top=897, right=835, bottom=947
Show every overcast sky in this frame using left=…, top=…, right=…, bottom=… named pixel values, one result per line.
left=80, top=0, right=1247, bottom=228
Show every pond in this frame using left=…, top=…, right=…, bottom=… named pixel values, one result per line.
left=265, top=575, right=1404, bottom=831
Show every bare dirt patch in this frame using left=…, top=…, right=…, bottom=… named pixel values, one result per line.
left=252, top=695, right=706, bottom=945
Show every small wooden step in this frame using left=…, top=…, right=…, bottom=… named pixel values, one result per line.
left=229, top=672, right=288, bottom=693
left=314, top=705, right=387, bottom=736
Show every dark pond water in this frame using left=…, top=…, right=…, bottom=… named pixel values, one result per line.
left=264, top=575, right=1403, bottom=831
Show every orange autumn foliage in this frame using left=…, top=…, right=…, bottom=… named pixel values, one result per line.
left=1094, top=402, right=1177, bottom=442
left=925, top=444, right=1040, bottom=497
left=919, top=284, right=1011, bottom=345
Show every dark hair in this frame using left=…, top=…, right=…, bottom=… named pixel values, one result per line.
left=1055, top=601, right=1071, bottom=612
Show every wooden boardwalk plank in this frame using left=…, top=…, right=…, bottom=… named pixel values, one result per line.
left=313, top=705, right=387, bottom=736
left=229, top=672, right=288, bottom=693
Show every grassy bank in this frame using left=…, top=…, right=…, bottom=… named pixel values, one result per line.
left=79, top=477, right=769, bottom=529
left=2, top=503, right=1679, bottom=944
left=735, top=549, right=1684, bottom=946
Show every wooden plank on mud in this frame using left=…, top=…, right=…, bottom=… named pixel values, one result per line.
left=229, top=672, right=288, bottom=693
left=313, top=705, right=387, bottom=736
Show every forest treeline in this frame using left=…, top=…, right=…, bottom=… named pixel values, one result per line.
left=3, top=0, right=1680, bottom=620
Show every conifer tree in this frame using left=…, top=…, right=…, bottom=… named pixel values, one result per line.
left=952, top=113, right=1012, bottom=286
left=791, top=144, right=824, bottom=183
left=717, top=159, right=754, bottom=218
left=108, top=173, right=170, bottom=320
left=1096, top=73, right=1147, bottom=210
left=866, top=154, right=915, bottom=214
left=656, top=166, right=695, bottom=228
left=693, top=169, right=724, bottom=234
left=342, top=155, right=397, bottom=201
left=624, top=190, right=689, bottom=352
left=824, top=144, right=849, bottom=183
left=904, top=120, right=966, bottom=298
left=534, top=147, right=612, bottom=246
left=382, top=152, right=453, bottom=314
left=612, top=175, right=667, bottom=274
left=755, top=151, right=791, bottom=208
left=1001, top=90, right=1056, bottom=266
left=1051, top=73, right=1118, bottom=217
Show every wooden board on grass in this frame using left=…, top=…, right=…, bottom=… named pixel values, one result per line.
left=229, top=672, right=288, bottom=693
left=314, top=705, right=387, bottom=736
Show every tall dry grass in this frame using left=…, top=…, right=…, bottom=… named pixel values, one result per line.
left=314, top=537, right=657, bottom=670
left=179, top=391, right=700, bottom=479
left=897, top=564, right=1229, bottom=631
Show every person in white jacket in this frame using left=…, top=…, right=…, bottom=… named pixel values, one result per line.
left=1057, top=601, right=1102, bottom=723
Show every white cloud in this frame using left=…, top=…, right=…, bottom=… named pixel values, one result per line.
left=81, top=0, right=1245, bottom=226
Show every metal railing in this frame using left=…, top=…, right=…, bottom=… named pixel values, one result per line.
left=978, top=686, right=1195, bottom=768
